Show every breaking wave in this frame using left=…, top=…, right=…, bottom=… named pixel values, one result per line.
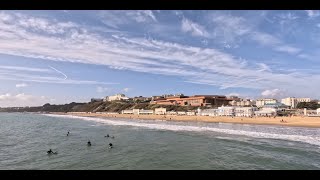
left=44, top=114, right=320, bottom=147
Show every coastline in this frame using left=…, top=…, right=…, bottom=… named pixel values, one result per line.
left=50, top=112, right=320, bottom=128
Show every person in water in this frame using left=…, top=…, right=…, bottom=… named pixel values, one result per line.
left=111, top=136, right=115, bottom=139
left=47, top=149, right=53, bottom=154
left=109, top=143, right=113, bottom=148
left=67, top=131, right=70, bottom=136
left=105, top=134, right=110, bottom=138
left=87, top=140, right=91, bottom=146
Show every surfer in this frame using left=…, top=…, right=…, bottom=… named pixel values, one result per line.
left=47, top=149, right=53, bottom=154
left=47, top=149, right=58, bottom=155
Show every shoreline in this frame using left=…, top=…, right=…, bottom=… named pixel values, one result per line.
left=50, top=112, right=320, bottom=128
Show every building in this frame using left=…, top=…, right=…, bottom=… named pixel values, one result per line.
left=138, top=109, right=154, bottom=115
left=91, top=98, right=103, bottom=102
left=229, top=98, right=254, bottom=106
left=151, top=95, right=231, bottom=107
left=121, top=109, right=154, bottom=115
left=155, top=108, right=166, bottom=115
left=254, top=107, right=277, bottom=116
left=317, top=108, right=320, bottom=114
left=186, top=111, right=196, bottom=116
left=281, top=97, right=297, bottom=108
left=218, top=106, right=235, bottom=116
left=104, top=94, right=129, bottom=102
left=281, top=97, right=311, bottom=108
left=255, top=98, right=277, bottom=108
left=122, top=110, right=133, bottom=114
left=197, top=108, right=219, bottom=116
left=234, top=107, right=258, bottom=117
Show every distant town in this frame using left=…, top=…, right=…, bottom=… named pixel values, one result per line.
left=2, top=93, right=320, bottom=117
left=87, top=93, right=320, bottom=117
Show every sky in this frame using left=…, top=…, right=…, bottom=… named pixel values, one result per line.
left=0, top=10, right=320, bottom=107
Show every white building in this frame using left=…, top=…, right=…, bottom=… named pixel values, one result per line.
left=296, top=98, right=311, bottom=103
left=218, top=106, right=235, bottom=116
left=234, top=107, right=258, bottom=117
left=122, top=110, right=133, bottom=114
left=155, top=108, right=166, bottom=115
left=255, top=98, right=277, bottom=108
left=186, top=112, right=196, bottom=116
left=138, top=109, right=154, bottom=115
left=122, top=109, right=153, bottom=115
left=104, top=94, right=129, bottom=102
left=177, top=111, right=186, bottom=115
left=317, top=108, right=320, bottom=114
left=281, top=97, right=311, bottom=108
left=254, top=107, right=277, bottom=116
left=197, top=108, right=219, bottom=116
left=229, top=99, right=254, bottom=106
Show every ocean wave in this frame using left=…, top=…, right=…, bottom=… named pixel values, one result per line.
left=43, top=114, right=320, bottom=147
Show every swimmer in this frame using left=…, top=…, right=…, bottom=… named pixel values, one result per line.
left=87, top=140, right=91, bottom=146
left=67, top=131, right=70, bottom=136
left=109, top=143, right=113, bottom=148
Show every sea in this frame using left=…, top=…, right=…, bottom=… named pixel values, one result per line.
left=1, top=112, right=320, bottom=170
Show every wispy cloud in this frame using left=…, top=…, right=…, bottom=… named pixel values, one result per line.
left=181, top=18, right=209, bottom=37
left=96, top=86, right=110, bottom=93
left=100, top=10, right=157, bottom=29
left=0, top=11, right=319, bottom=98
left=15, top=83, right=28, bottom=88
left=123, top=87, right=130, bottom=92
left=208, top=13, right=301, bottom=54
left=0, top=65, right=50, bottom=72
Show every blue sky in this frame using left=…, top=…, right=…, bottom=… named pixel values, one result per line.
left=0, top=10, right=320, bottom=107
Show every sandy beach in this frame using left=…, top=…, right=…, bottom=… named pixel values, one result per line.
left=51, top=112, right=320, bottom=128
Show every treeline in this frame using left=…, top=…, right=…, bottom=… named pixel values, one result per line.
left=296, top=101, right=320, bottom=110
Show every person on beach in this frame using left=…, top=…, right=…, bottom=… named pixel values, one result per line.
left=87, top=140, right=91, bottom=146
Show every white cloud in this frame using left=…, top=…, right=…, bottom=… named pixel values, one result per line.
left=123, top=88, right=130, bottom=92
left=305, top=10, right=320, bottom=18
left=16, top=83, right=28, bottom=88
left=226, top=93, right=240, bottom=97
left=181, top=18, right=209, bottom=37
left=0, top=93, right=51, bottom=107
left=261, top=89, right=286, bottom=98
left=96, top=86, right=110, bottom=93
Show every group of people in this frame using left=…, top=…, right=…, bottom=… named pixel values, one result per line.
left=47, top=131, right=114, bottom=155
left=280, top=119, right=287, bottom=123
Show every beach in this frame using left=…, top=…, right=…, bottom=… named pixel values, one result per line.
left=53, top=112, right=320, bottom=128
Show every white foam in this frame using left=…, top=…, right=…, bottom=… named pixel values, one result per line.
left=43, top=114, right=320, bottom=147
